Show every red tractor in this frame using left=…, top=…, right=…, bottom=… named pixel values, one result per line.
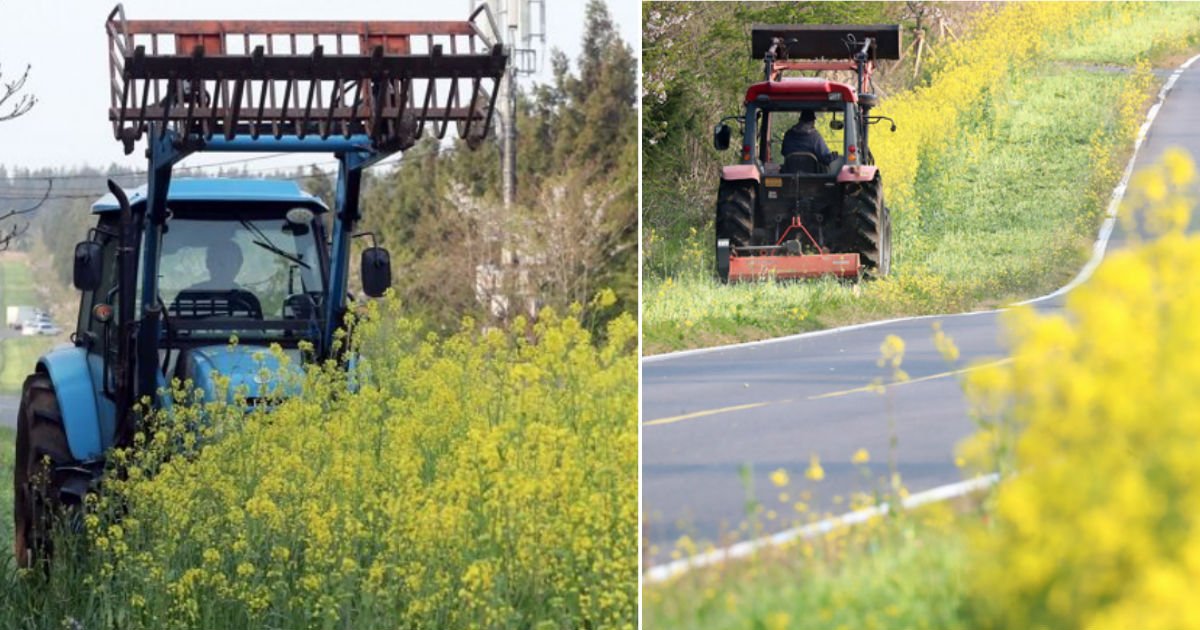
left=713, top=25, right=900, bottom=282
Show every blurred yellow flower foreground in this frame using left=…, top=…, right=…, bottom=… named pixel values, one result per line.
left=78, top=299, right=637, bottom=629
left=964, top=148, right=1200, bottom=629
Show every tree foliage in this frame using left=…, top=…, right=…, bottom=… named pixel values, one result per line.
left=360, top=0, right=637, bottom=330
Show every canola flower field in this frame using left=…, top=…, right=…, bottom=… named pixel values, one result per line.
left=642, top=2, right=1200, bottom=354
left=646, top=149, right=1200, bottom=628
left=1, top=298, right=637, bottom=629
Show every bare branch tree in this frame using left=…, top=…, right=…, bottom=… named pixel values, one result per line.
left=0, top=178, right=52, bottom=223
left=0, top=63, right=37, bottom=122
left=0, top=179, right=51, bottom=251
left=0, top=221, right=29, bottom=252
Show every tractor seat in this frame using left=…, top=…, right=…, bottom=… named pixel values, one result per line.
left=169, top=289, right=263, bottom=320
left=783, top=152, right=823, bottom=174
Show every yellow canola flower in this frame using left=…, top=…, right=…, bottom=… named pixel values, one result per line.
left=75, top=297, right=637, bottom=629
left=851, top=448, right=870, bottom=465
left=877, top=335, right=905, bottom=370
left=964, top=151, right=1200, bottom=629
left=805, top=455, right=825, bottom=481
left=769, top=468, right=790, bottom=488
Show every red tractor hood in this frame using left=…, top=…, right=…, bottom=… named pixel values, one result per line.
left=745, top=78, right=857, bottom=103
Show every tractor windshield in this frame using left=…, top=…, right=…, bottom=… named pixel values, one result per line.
left=747, top=101, right=855, bottom=171
left=148, top=207, right=327, bottom=341
left=770, top=110, right=843, bottom=163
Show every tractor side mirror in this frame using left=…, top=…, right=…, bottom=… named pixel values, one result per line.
left=360, top=247, right=391, bottom=298
left=713, top=123, right=732, bottom=151
left=830, top=119, right=844, bottom=131
left=73, top=241, right=103, bottom=291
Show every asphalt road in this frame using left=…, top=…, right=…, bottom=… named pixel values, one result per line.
left=0, top=326, right=21, bottom=429
left=0, top=394, right=16, bottom=430
left=642, top=57, right=1200, bottom=566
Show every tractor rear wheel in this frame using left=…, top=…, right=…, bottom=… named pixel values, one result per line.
left=715, top=181, right=755, bottom=250
left=851, top=178, right=891, bottom=278
left=13, top=373, right=72, bottom=569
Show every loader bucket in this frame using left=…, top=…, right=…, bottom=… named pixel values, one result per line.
left=105, top=3, right=507, bottom=153
left=750, top=24, right=901, bottom=61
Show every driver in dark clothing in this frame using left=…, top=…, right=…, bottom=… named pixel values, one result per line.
left=781, top=110, right=833, bottom=168
left=183, top=239, right=245, bottom=291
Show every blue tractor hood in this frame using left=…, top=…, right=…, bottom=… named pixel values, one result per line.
left=182, top=344, right=304, bottom=403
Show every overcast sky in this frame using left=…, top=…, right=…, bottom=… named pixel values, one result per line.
left=0, top=0, right=639, bottom=174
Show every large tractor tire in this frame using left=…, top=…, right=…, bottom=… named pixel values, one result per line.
left=715, top=181, right=755, bottom=249
left=851, top=178, right=892, bottom=278
left=13, top=373, right=72, bottom=569
left=715, top=181, right=755, bottom=282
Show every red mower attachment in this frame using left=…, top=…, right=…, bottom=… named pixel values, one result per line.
left=717, top=217, right=862, bottom=282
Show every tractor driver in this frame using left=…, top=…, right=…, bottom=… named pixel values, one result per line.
left=781, top=110, right=834, bottom=169
left=182, top=239, right=245, bottom=292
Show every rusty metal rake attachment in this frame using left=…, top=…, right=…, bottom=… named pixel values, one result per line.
left=106, top=4, right=507, bottom=154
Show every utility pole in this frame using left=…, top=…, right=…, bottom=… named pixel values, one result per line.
left=472, top=0, right=545, bottom=209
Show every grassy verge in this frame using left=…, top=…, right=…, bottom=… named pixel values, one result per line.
left=0, top=427, right=12, bottom=565
left=644, top=505, right=973, bottom=630
left=641, top=3, right=1200, bottom=355
left=0, top=257, right=61, bottom=393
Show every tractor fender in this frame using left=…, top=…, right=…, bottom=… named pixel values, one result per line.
left=36, top=346, right=107, bottom=461
left=721, top=165, right=761, bottom=184
left=836, top=165, right=878, bottom=183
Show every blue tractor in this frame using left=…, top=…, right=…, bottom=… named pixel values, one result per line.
left=13, top=5, right=505, bottom=566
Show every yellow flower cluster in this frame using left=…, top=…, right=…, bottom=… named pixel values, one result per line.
left=874, top=3, right=1096, bottom=215
left=82, top=298, right=637, bottom=629
left=963, top=150, right=1200, bottom=628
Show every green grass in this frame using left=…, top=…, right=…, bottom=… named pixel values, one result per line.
left=0, top=259, right=59, bottom=393
left=0, top=339, right=47, bottom=395
left=0, top=259, right=37, bottom=309
left=1056, top=3, right=1200, bottom=65
left=644, top=510, right=972, bottom=630
left=0, top=427, right=12, bottom=563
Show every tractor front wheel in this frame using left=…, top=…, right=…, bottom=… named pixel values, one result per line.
left=852, top=178, right=891, bottom=278
left=13, top=373, right=72, bottom=569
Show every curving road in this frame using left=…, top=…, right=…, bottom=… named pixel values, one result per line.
left=642, top=57, right=1200, bottom=568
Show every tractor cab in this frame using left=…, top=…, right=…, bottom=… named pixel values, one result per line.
left=742, top=78, right=859, bottom=176
left=76, top=179, right=349, bottom=404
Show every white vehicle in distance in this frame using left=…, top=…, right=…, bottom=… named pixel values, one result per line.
left=20, top=311, right=51, bottom=330
left=21, top=321, right=62, bottom=336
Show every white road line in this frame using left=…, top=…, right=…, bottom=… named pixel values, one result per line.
left=642, top=52, right=1200, bottom=365
left=644, top=474, right=1000, bottom=584
left=642, top=53, right=1200, bottom=582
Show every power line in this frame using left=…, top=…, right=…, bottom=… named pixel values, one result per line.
left=0, top=152, right=416, bottom=204
left=0, top=152, right=295, bottom=181
left=0, top=149, right=420, bottom=195
left=1, top=133, right=465, bottom=184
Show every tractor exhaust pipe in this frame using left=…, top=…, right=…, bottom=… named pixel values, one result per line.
left=107, top=179, right=137, bottom=447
